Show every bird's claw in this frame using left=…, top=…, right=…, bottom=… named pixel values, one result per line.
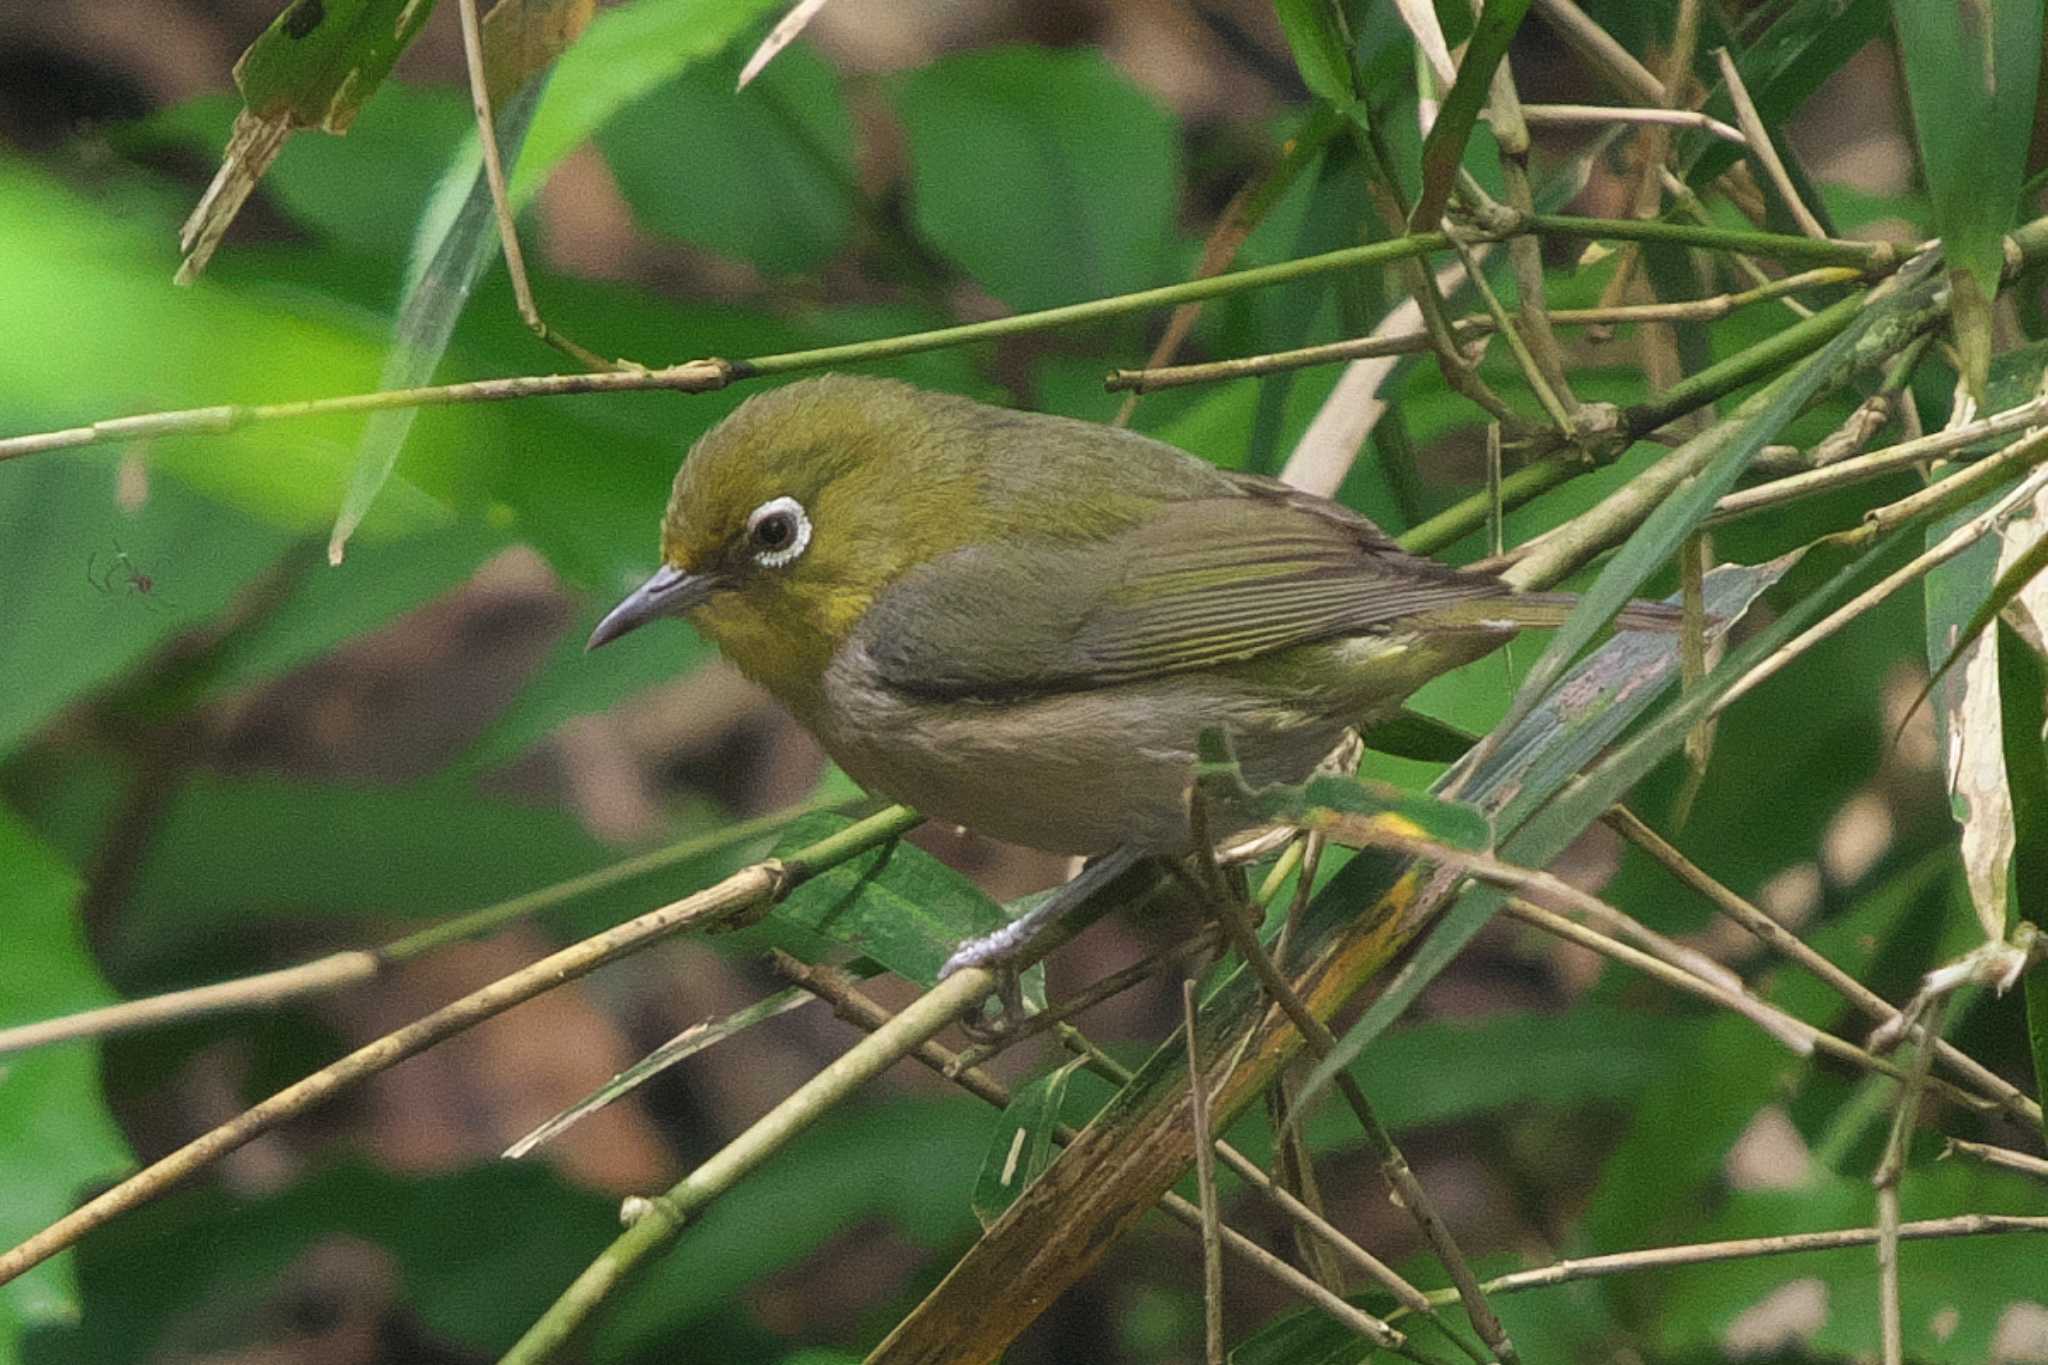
left=941, top=922, right=1032, bottom=1039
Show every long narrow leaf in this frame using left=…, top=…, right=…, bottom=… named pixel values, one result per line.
left=1295, top=553, right=1800, bottom=1107
left=504, top=985, right=817, bottom=1157
left=971, top=1056, right=1088, bottom=1227
left=1891, top=0, right=2041, bottom=396
left=1996, top=618, right=2048, bottom=1147
left=328, top=78, right=548, bottom=563
left=1479, top=252, right=1937, bottom=761
left=1917, top=527, right=2048, bottom=713
left=329, top=0, right=788, bottom=560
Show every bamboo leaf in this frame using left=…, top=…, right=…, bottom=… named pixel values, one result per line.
left=329, top=0, right=785, bottom=561
left=1272, top=0, right=1358, bottom=106
left=1480, top=254, right=1933, bottom=763
left=1890, top=0, right=2041, bottom=398
left=0, top=807, right=131, bottom=1351
left=763, top=813, right=1007, bottom=986
left=1359, top=708, right=1477, bottom=764
left=1193, top=730, right=1492, bottom=852
left=1295, top=553, right=1799, bottom=1109
left=1918, top=527, right=2048, bottom=716
left=177, top=0, right=441, bottom=280
left=505, top=986, right=818, bottom=1158
left=1996, top=617, right=2048, bottom=1147
left=971, top=1057, right=1087, bottom=1228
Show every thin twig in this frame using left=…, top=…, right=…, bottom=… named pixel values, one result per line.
left=0, top=807, right=922, bottom=1288
left=775, top=959, right=1427, bottom=1360
left=1184, top=978, right=1227, bottom=1365
left=1346, top=824, right=1807, bottom=1051
left=1056, top=1027, right=1447, bottom=1323
left=1107, top=268, right=1857, bottom=395
left=1712, top=47, right=1828, bottom=241
left=1662, top=167, right=1818, bottom=321
left=1521, top=102, right=1745, bottom=143
left=1604, top=809, right=2041, bottom=1127
left=0, top=800, right=837, bottom=1056
left=736, top=0, right=833, bottom=89
left=1114, top=108, right=1342, bottom=426
left=1716, top=393, right=2048, bottom=522
left=1183, top=799, right=1522, bottom=1365
left=0, top=214, right=1902, bottom=465
left=1529, top=0, right=1665, bottom=103
left=1450, top=232, right=1577, bottom=435
left=1477, top=30, right=1581, bottom=425
left=1944, top=1137, right=2048, bottom=1182
left=1717, top=461, right=2048, bottom=713
left=1498, top=900, right=2001, bottom=1115
left=454, top=0, right=617, bottom=371
left=1874, top=997, right=1943, bottom=1365
left=945, top=923, right=1224, bottom=1075
left=503, top=964, right=996, bottom=1365
left=1423, top=1214, right=2048, bottom=1305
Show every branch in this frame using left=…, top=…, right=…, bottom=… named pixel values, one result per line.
left=0, top=806, right=921, bottom=1288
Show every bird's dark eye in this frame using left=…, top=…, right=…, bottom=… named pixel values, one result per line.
left=745, top=495, right=812, bottom=567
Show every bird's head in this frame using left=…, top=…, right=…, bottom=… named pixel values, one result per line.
left=587, top=375, right=995, bottom=704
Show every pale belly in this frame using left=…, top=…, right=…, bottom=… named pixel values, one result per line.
left=813, top=642, right=1383, bottom=855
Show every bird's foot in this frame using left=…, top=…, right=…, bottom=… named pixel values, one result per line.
left=938, top=845, right=1147, bottom=1036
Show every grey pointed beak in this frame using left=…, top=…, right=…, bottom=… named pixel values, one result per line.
left=587, top=564, right=717, bottom=651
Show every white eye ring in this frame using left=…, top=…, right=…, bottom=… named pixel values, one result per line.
left=746, top=495, right=811, bottom=568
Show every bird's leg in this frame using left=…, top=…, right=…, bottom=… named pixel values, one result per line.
left=940, top=844, right=1146, bottom=982
left=947, top=846, right=1147, bottom=1041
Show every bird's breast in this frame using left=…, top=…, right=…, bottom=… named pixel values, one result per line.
left=812, top=639, right=1359, bottom=855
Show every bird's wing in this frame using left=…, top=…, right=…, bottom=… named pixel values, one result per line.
left=858, top=487, right=1510, bottom=701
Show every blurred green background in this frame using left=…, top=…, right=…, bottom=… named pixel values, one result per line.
left=2, top=1, right=2045, bottom=1361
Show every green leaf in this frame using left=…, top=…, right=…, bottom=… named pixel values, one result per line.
left=331, top=0, right=784, bottom=560
left=0, top=457, right=291, bottom=757
left=235, top=0, right=437, bottom=134
left=6, top=766, right=624, bottom=974
left=600, top=40, right=855, bottom=276
left=972, top=1055, right=1086, bottom=1227
left=1296, top=552, right=1800, bottom=1110
left=1891, top=0, right=2041, bottom=394
left=0, top=805, right=133, bottom=1357
left=895, top=47, right=1179, bottom=311
left=507, top=0, right=789, bottom=209
left=175, top=0, right=444, bottom=280
left=0, top=161, right=442, bottom=537
left=37, top=1160, right=618, bottom=1361
left=1484, top=264, right=1924, bottom=768
left=1409, top=0, right=1532, bottom=230
left=1193, top=730, right=1492, bottom=851
left=204, top=524, right=511, bottom=693
left=756, top=812, right=1008, bottom=985
left=1272, top=0, right=1359, bottom=105
left=1358, top=708, right=1477, bottom=764
left=1996, top=617, right=2048, bottom=1145
left=1918, top=526, right=2048, bottom=715
left=327, top=77, right=548, bottom=565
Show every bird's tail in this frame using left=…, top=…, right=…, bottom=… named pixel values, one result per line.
left=1417, top=592, right=1688, bottom=634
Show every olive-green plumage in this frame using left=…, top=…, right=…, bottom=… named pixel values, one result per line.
left=592, top=374, right=1659, bottom=857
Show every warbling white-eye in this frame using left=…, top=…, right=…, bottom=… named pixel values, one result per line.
left=590, top=375, right=1671, bottom=972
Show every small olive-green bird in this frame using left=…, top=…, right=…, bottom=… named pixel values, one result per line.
left=591, top=375, right=1667, bottom=970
